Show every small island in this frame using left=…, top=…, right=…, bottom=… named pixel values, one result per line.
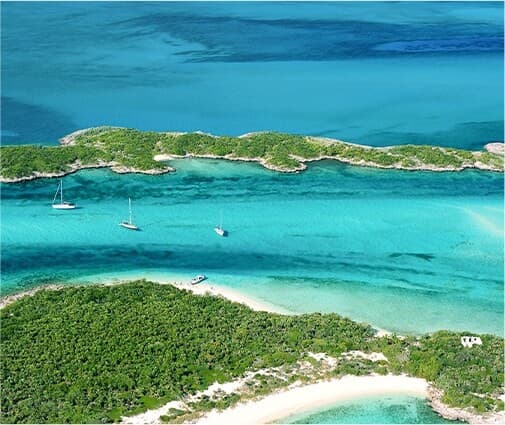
left=1, top=281, right=503, bottom=424
left=1, top=127, right=503, bottom=183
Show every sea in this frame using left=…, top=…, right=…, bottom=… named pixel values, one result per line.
left=1, top=2, right=503, bottom=424
left=282, top=395, right=460, bottom=424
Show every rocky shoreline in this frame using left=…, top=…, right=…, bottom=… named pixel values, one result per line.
left=484, top=142, right=505, bottom=156
left=428, top=387, right=505, bottom=424
left=1, top=127, right=503, bottom=183
left=153, top=145, right=504, bottom=174
left=153, top=152, right=307, bottom=173
left=58, top=127, right=123, bottom=146
left=0, top=161, right=174, bottom=183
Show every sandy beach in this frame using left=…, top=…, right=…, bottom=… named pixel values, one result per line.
left=0, top=275, right=287, bottom=315
left=192, top=375, right=428, bottom=424
left=98, top=272, right=289, bottom=314
left=0, top=284, right=64, bottom=310
left=174, top=281, right=290, bottom=314
left=90, top=270, right=292, bottom=315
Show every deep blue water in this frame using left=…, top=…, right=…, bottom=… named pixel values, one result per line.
left=1, top=1, right=503, bottom=147
left=1, top=3, right=503, bottom=422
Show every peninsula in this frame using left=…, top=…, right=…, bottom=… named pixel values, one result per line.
left=1, top=127, right=503, bottom=183
left=1, top=281, right=503, bottom=424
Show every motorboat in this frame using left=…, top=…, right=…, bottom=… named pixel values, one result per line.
left=191, top=275, right=207, bottom=285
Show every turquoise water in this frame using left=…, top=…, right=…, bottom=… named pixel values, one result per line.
left=1, top=161, right=503, bottom=335
left=1, top=1, right=503, bottom=147
left=282, top=395, right=460, bottom=424
left=1, top=3, right=503, bottom=422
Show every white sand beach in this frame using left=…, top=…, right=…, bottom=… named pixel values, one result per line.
left=90, top=271, right=290, bottom=314
left=0, top=284, right=63, bottom=310
left=97, top=272, right=288, bottom=314
left=174, top=281, right=289, bottom=314
left=121, top=374, right=428, bottom=425
left=0, top=277, right=280, bottom=313
left=193, top=375, right=428, bottom=424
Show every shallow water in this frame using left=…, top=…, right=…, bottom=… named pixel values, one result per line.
left=1, top=1, right=503, bottom=147
left=1, top=4, right=503, bottom=422
left=1, top=160, right=503, bottom=335
left=282, top=395, right=461, bottom=424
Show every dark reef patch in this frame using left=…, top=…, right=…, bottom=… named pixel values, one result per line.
left=390, top=253, right=436, bottom=262
left=1, top=97, right=77, bottom=146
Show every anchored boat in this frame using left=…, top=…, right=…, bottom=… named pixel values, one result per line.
left=119, top=198, right=139, bottom=230
left=214, top=211, right=227, bottom=237
left=52, top=179, right=76, bottom=209
left=191, top=275, right=207, bottom=285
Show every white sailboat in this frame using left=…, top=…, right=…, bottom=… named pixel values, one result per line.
left=119, top=198, right=139, bottom=230
left=52, top=179, right=76, bottom=209
left=214, top=211, right=227, bottom=237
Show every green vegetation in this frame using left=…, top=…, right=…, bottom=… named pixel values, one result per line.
left=1, top=281, right=503, bottom=423
left=408, top=333, right=504, bottom=413
left=370, top=333, right=504, bottom=414
left=0, top=144, right=103, bottom=178
left=1, top=127, right=502, bottom=180
left=0, top=281, right=373, bottom=423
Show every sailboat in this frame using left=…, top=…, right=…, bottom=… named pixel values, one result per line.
left=214, top=211, right=227, bottom=237
left=119, top=198, right=139, bottom=230
left=52, top=179, right=76, bottom=209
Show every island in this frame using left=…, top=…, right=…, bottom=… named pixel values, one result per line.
left=1, top=281, right=503, bottom=424
left=1, top=127, right=503, bottom=183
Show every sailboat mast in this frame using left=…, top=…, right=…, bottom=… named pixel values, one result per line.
left=129, top=198, right=132, bottom=225
left=60, top=180, right=63, bottom=204
left=52, top=182, right=59, bottom=205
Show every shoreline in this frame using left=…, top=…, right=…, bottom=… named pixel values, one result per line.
left=2, top=149, right=501, bottom=184
left=0, top=284, right=65, bottom=309
left=0, top=277, right=289, bottom=315
left=2, top=280, right=502, bottom=425
left=428, top=387, right=505, bottom=425
left=0, top=276, right=389, bottom=334
left=1, top=127, right=503, bottom=183
left=191, top=375, right=429, bottom=425
left=122, top=371, right=504, bottom=425
left=191, top=375, right=505, bottom=425
left=98, top=272, right=291, bottom=315
left=0, top=161, right=174, bottom=184
left=167, top=278, right=290, bottom=315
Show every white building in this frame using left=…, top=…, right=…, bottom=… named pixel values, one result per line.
left=460, top=336, right=482, bottom=348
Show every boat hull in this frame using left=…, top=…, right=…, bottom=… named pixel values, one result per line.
left=119, top=222, right=139, bottom=231
left=214, top=227, right=227, bottom=237
left=191, top=275, right=207, bottom=285
left=52, top=203, right=76, bottom=210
